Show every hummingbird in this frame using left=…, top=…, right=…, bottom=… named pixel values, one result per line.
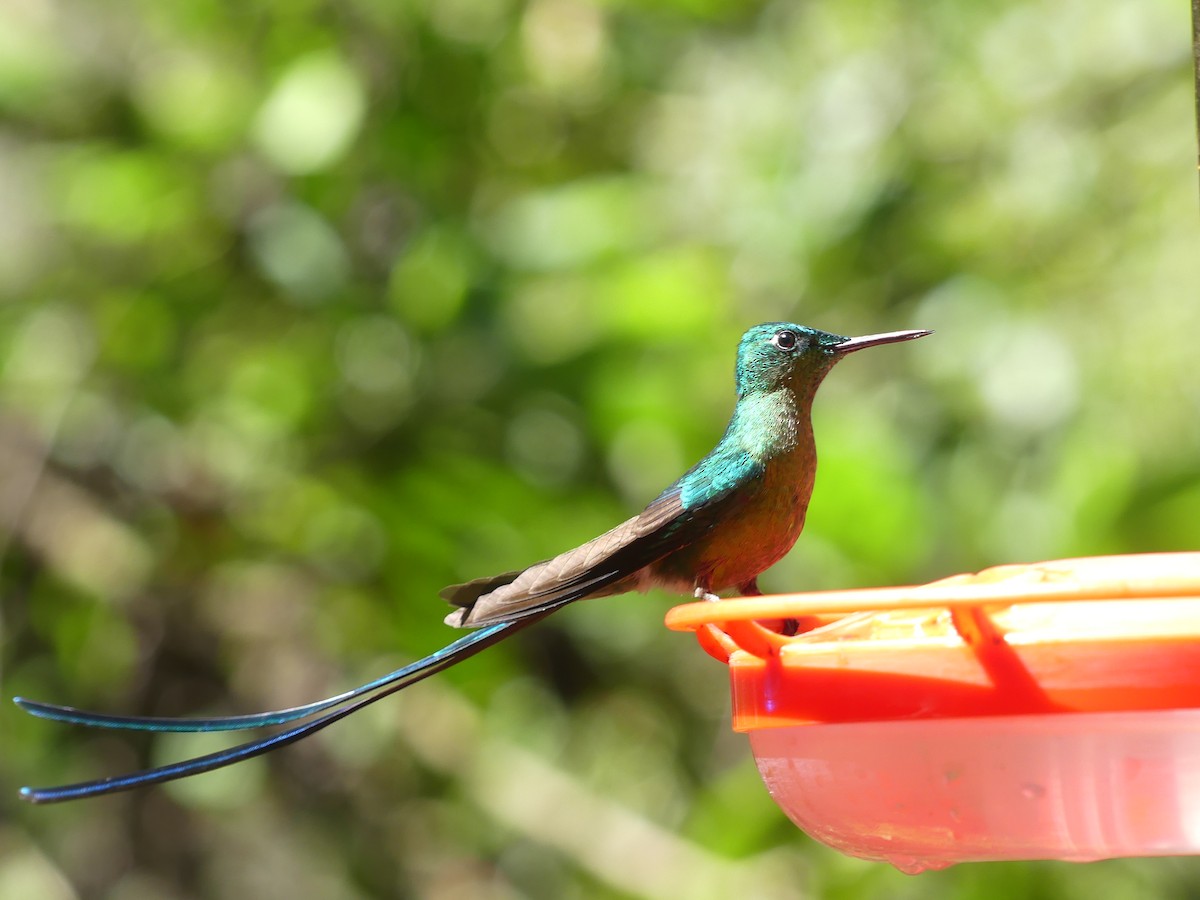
left=16, top=323, right=930, bottom=803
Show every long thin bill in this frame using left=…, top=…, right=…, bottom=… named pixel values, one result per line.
left=834, top=329, right=932, bottom=353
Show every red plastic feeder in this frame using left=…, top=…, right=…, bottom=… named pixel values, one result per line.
left=665, top=553, right=1200, bottom=872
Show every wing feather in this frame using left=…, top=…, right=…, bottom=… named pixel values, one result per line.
left=442, top=448, right=764, bottom=628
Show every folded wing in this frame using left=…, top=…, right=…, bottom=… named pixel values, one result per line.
left=442, top=449, right=764, bottom=628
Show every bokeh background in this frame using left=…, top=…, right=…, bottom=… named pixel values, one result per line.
left=2, top=0, right=1198, bottom=897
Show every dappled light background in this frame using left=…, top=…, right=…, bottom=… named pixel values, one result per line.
left=2, top=0, right=1198, bottom=897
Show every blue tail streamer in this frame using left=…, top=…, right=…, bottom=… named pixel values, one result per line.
left=15, top=622, right=515, bottom=734
left=18, top=619, right=532, bottom=804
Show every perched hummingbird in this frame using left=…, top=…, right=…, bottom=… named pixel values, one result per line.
left=17, top=323, right=929, bottom=803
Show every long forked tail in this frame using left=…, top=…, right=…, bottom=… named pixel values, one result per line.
left=17, top=616, right=543, bottom=804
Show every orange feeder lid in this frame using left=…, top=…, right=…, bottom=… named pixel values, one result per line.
left=665, top=553, right=1200, bottom=870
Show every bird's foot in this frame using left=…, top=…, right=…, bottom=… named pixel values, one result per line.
left=693, top=586, right=720, bottom=602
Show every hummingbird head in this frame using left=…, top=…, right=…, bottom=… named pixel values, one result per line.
left=735, top=323, right=932, bottom=398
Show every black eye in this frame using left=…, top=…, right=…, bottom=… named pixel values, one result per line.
left=772, top=329, right=797, bottom=351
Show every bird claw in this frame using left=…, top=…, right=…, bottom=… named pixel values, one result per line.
left=693, top=587, right=720, bottom=602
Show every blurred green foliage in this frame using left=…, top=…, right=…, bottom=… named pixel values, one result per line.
left=1, top=0, right=1197, bottom=897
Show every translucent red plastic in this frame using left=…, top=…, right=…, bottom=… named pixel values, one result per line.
left=665, top=553, right=1200, bottom=871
